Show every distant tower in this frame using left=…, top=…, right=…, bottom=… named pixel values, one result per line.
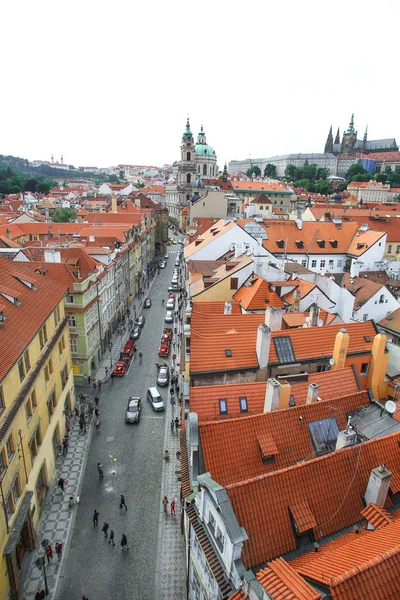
left=61, top=154, right=64, bottom=164
left=176, top=118, right=196, bottom=208
left=51, top=154, right=54, bottom=163
left=324, top=126, right=333, bottom=153
left=334, top=128, right=340, bottom=145
left=222, top=163, right=229, bottom=182
left=340, top=114, right=358, bottom=156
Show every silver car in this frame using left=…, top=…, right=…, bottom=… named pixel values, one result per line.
left=165, top=311, right=173, bottom=323
left=125, top=397, right=141, bottom=423
left=157, top=366, right=169, bottom=387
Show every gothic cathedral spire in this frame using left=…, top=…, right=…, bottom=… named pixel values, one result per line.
left=334, top=127, right=340, bottom=145
left=324, top=126, right=333, bottom=153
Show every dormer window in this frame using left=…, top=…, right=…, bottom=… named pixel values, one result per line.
left=329, top=239, right=338, bottom=248
left=295, top=239, right=304, bottom=249
left=276, top=239, right=285, bottom=249
left=316, top=239, right=325, bottom=248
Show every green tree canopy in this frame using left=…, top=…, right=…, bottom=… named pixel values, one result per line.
left=264, top=164, right=277, bottom=178
left=246, top=166, right=261, bottom=178
left=108, top=174, right=119, bottom=183
left=52, top=208, right=77, bottom=223
left=347, top=163, right=367, bottom=178
left=284, top=164, right=296, bottom=178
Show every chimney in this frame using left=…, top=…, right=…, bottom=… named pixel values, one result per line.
left=111, top=196, right=117, bottom=213
left=335, top=417, right=357, bottom=450
left=364, top=464, right=392, bottom=520
left=224, top=301, right=232, bottom=315
left=331, top=328, right=349, bottom=370
left=290, top=290, right=301, bottom=313
left=265, top=306, right=282, bottom=331
left=264, top=378, right=292, bottom=412
left=309, top=304, right=319, bottom=327
left=256, top=324, right=271, bottom=370
left=306, top=383, right=319, bottom=404
left=367, top=333, right=389, bottom=399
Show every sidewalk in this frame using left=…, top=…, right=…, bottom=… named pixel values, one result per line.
left=20, top=418, right=94, bottom=600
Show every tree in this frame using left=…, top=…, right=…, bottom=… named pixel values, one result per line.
left=52, top=208, right=76, bottom=223
left=36, top=179, right=54, bottom=194
left=109, top=174, right=119, bottom=183
left=347, top=163, right=367, bottom=178
left=246, top=166, right=261, bottom=178
left=119, top=170, right=125, bottom=180
left=24, top=178, right=38, bottom=192
left=285, top=164, right=296, bottom=178
left=264, top=164, right=277, bottom=178
left=316, top=168, right=329, bottom=180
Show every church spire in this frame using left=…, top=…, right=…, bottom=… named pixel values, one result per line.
left=334, top=127, right=340, bottom=145
left=182, top=117, right=193, bottom=143
left=348, top=113, right=355, bottom=134
left=363, top=125, right=368, bottom=142
left=324, top=125, right=333, bottom=153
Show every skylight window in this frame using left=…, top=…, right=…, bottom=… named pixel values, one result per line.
left=239, top=397, right=248, bottom=413
left=225, top=349, right=232, bottom=358
left=219, top=399, right=228, bottom=415
left=273, top=337, right=296, bottom=363
left=308, top=417, right=339, bottom=456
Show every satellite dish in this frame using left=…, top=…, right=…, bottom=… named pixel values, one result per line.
left=385, top=400, right=396, bottom=414
left=329, top=358, right=335, bottom=366
left=317, top=319, right=323, bottom=327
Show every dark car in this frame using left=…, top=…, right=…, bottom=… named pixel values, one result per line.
left=168, top=285, right=182, bottom=292
left=137, top=316, right=146, bottom=328
left=130, top=326, right=141, bottom=340
left=125, top=397, right=141, bottom=423
left=144, top=298, right=151, bottom=308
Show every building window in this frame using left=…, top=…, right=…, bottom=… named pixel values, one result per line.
left=301, top=260, right=307, bottom=267
left=208, top=511, right=216, bottom=534
left=68, top=314, right=76, bottom=327
left=186, top=151, right=191, bottom=161
left=317, top=365, right=328, bottom=372
left=203, top=164, right=207, bottom=176
left=0, top=448, right=6, bottom=477
left=6, top=474, right=21, bottom=519
left=239, top=397, right=248, bottom=413
left=39, top=325, right=48, bottom=350
left=215, top=527, right=225, bottom=553
left=230, top=277, right=238, bottom=290
left=397, top=245, right=400, bottom=254
left=58, top=336, right=66, bottom=356
left=0, top=386, right=4, bottom=413
left=47, top=390, right=56, bottom=418
left=29, top=425, right=42, bottom=462
left=25, top=391, right=37, bottom=422
left=6, top=434, right=15, bottom=463
left=360, top=362, right=369, bottom=375
left=362, top=314, right=368, bottom=322
left=311, top=260, right=317, bottom=268
left=54, top=305, right=61, bottom=325
left=308, top=417, right=339, bottom=456
left=337, top=260, right=343, bottom=268
left=44, top=359, right=53, bottom=382
left=379, top=294, right=385, bottom=304
left=66, top=295, right=74, bottom=304
left=388, top=245, right=392, bottom=253
left=320, top=260, right=326, bottom=268
left=259, top=206, right=264, bottom=210
left=61, top=364, right=69, bottom=387
left=70, top=338, right=78, bottom=353
left=219, top=399, right=228, bottom=415
left=328, top=260, right=334, bottom=268
left=186, top=173, right=191, bottom=183
left=18, top=358, right=25, bottom=382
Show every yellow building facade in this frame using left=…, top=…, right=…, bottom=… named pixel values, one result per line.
left=0, top=258, right=75, bottom=600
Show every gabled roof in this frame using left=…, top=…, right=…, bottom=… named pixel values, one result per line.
left=190, top=367, right=360, bottom=422
left=199, top=390, right=370, bottom=487
left=188, top=254, right=254, bottom=298
left=378, top=306, right=400, bottom=335
left=250, top=193, right=273, bottom=205
left=281, top=278, right=318, bottom=304
left=0, top=257, right=68, bottom=381
left=341, top=273, right=390, bottom=308
left=232, top=181, right=293, bottom=195
left=184, top=219, right=235, bottom=259
left=282, top=308, right=338, bottom=328
left=290, top=508, right=400, bottom=599
left=234, top=275, right=284, bottom=310
left=347, top=229, right=386, bottom=257
left=257, top=558, right=322, bottom=600
left=226, top=430, right=400, bottom=569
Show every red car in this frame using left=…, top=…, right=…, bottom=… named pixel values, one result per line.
left=124, top=340, right=136, bottom=352
left=112, top=360, right=128, bottom=376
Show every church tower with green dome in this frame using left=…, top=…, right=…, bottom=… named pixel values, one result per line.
left=194, top=125, right=218, bottom=179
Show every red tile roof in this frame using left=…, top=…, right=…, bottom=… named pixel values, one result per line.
left=200, top=390, right=370, bottom=486
left=190, top=367, right=360, bottom=422
left=226, top=431, right=400, bottom=569
left=281, top=278, right=317, bottom=304
left=257, top=558, right=322, bottom=600
left=290, top=510, right=400, bottom=599
left=0, top=257, right=67, bottom=381
left=282, top=309, right=337, bottom=328
left=234, top=276, right=285, bottom=310
left=360, top=503, right=395, bottom=530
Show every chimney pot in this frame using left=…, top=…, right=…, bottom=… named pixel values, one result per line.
left=256, top=324, right=271, bottom=370
left=306, top=383, right=319, bottom=404
left=364, top=465, right=392, bottom=515
left=264, top=306, right=283, bottom=331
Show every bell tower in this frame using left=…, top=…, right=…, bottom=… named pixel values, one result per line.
left=177, top=118, right=196, bottom=203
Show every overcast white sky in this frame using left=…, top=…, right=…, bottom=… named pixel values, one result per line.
left=2, top=0, right=399, bottom=169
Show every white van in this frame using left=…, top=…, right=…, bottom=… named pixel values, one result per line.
left=147, top=387, right=164, bottom=411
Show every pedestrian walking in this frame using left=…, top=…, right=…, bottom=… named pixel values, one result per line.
left=62, top=437, right=68, bottom=457
left=175, top=384, right=180, bottom=396
left=82, top=596, right=89, bottom=600
left=162, top=496, right=169, bottom=513
left=55, top=542, right=63, bottom=561
left=170, top=499, right=176, bottom=515
left=95, top=417, right=100, bottom=431
left=94, top=396, right=99, bottom=406
left=102, top=522, right=109, bottom=539
left=109, top=530, right=115, bottom=546
left=93, top=509, right=99, bottom=526
left=93, top=381, right=97, bottom=391
left=95, top=407, right=100, bottom=418
left=111, top=372, right=115, bottom=382
left=97, top=461, right=104, bottom=478
left=88, top=376, right=91, bottom=384
left=170, top=419, right=174, bottom=432
left=46, top=544, right=53, bottom=563
left=119, top=494, right=128, bottom=510
left=79, top=415, right=87, bottom=434
left=175, top=417, right=180, bottom=430
left=35, top=588, right=45, bottom=600
left=83, top=374, right=87, bottom=384
left=57, top=477, right=66, bottom=493
left=120, top=533, right=129, bottom=550
left=105, top=367, right=109, bottom=377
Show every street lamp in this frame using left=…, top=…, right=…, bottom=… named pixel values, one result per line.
left=35, top=539, right=50, bottom=596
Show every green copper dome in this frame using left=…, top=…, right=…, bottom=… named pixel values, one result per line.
left=194, top=143, right=216, bottom=156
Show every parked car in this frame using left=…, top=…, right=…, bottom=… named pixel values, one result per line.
left=160, top=261, right=166, bottom=269
left=147, top=387, right=164, bottom=411
left=130, top=326, right=141, bottom=340
left=157, top=366, right=169, bottom=386
left=164, top=253, right=169, bottom=259
left=113, top=360, right=128, bottom=376
left=168, top=285, right=182, bottom=292
left=125, top=397, right=141, bottom=423
left=137, top=316, right=145, bottom=328
left=144, top=298, right=151, bottom=308
left=175, top=260, right=180, bottom=267
left=165, top=311, right=173, bottom=323
left=166, top=297, right=175, bottom=310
